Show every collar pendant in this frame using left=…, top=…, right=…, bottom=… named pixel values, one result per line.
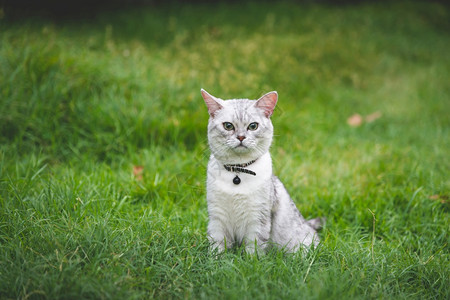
left=223, top=159, right=257, bottom=185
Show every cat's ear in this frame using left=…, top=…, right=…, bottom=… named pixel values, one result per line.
left=255, top=91, right=278, bottom=118
left=201, top=89, right=223, bottom=118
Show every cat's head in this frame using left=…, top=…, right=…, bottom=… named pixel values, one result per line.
left=201, top=89, right=278, bottom=164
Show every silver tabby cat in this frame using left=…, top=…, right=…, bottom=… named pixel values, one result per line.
left=201, top=89, right=322, bottom=254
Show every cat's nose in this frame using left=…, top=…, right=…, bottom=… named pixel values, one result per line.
left=237, top=136, right=246, bottom=142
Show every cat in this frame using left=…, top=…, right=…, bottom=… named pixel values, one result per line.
left=201, top=89, right=323, bottom=254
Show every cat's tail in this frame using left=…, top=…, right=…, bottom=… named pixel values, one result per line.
left=307, top=217, right=326, bottom=231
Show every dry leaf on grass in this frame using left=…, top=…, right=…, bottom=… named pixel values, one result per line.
left=365, top=111, right=382, bottom=123
left=133, top=165, right=144, bottom=181
left=347, top=113, right=363, bottom=127
left=347, top=111, right=382, bottom=127
left=429, top=194, right=448, bottom=204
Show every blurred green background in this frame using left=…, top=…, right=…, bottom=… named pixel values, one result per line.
left=0, top=1, right=449, bottom=299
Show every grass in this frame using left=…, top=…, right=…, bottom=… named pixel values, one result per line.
left=0, top=0, right=449, bottom=299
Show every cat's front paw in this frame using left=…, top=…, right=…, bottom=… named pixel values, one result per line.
left=210, top=242, right=225, bottom=254
left=244, top=240, right=267, bottom=256
left=208, top=236, right=229, bottom=255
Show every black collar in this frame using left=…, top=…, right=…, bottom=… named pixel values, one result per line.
left=223, top=159, right=257, bottom=176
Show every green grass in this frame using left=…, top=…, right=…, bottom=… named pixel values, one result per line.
left=1, top=1, right=449, bottom=299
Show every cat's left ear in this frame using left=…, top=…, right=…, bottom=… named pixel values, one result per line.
left=201, top=89, right=223, bottom=118
left=255, top=91, right=278, bottom=118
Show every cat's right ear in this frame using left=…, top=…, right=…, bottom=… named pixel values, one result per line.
left=201, top=89, right=223, bottom=118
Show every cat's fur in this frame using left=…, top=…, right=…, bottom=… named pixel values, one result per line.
left=201, top=89, right=322, bottom=254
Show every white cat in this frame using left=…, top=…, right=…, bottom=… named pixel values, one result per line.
left=201, top=89, right=322, bottom=254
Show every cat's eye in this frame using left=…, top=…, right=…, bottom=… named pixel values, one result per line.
left=223, top=122, right=235, bottom=131
left=247, top=122, right=259, bottom=131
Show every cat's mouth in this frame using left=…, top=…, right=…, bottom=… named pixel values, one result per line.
left=235, top=142, right=248, bottom=149
left=233, top=143, right=250, bottom=152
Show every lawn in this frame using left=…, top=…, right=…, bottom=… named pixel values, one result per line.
left=0, top=1, right=449, bottom=299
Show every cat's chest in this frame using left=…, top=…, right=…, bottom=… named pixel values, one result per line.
left=208, top=154, right=271, bottom=190
left=208, top=176, right=271, bottom=223
left=206, top=153, right=273, bottom=205
left=212, top=172, right=263, bottom=194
